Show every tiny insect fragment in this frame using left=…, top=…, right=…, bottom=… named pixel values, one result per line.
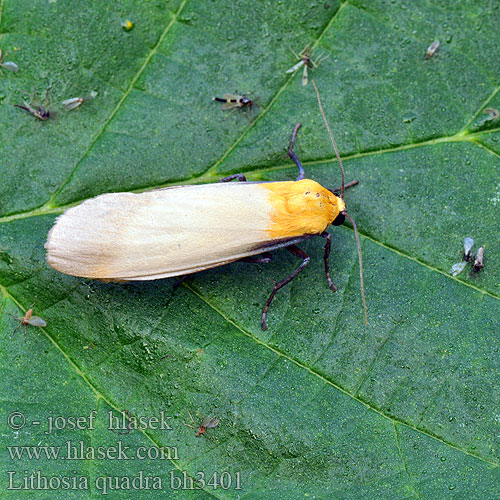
left=62, top=91, right=97, bottom=111
left=112, top=409, right=132, bottom=435
left=15, top=89, right=53, bottom=120
left=121, top=19, right=134, bottom=31
left=462, top=236, right=474, bottom=261
left=450, top=236, right=474, bottom=276
left=450, top=261, right=467, bottom=276
left=425, top=40, right=440, bottom=59
left=0, top=49, right=19, bottom=73
left=1, top=61, right=19, bottom=73
left=450, top=237, right=485, bottom=277
left=286, top=43, right=326, bottom=86
left=483, top=108, right=499, bottom=121
left=15, top=100, right=50, bottom=120
left=183, top=411, right=220, bottom=437
left=212, top=93, right=258, bottom=119
left=472, top=246, right=484, bottom=273
left=62, top=97, right=84, bottom=111
left=213, top=93, right=254, bottom=110
left=195, top=416, right=220, bottom=437
left=8, top=305, right=47, bottom=339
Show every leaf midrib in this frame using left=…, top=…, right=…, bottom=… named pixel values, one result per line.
left=2, top=0, right=498, bottom=224
left=1, top=123, right=498, bottom=227
left=1, top=177, right=499, bottom=308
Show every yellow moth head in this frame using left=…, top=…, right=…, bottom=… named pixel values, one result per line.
left=264, top=179, right=346, bottom=238
left=288, top=179, right=347, bottom=229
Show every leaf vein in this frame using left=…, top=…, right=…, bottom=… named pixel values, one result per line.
left=311, top=245, right=357, bottom=365
left=461, top=84, right=500, bottom=132
left=42, top=0, right=190, bottom=208
left=182, top=282, right=500, bottom=467
left=199, top=1, right=350, bottom=178
left=0, top=285, right=223, bottom=499
left=393, top=422, right=422, bottom=500
left=353, top=315, right=406, bottom=397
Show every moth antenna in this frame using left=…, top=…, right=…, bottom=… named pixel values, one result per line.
left=312, top=80, right=367, bottom=324
left=345, top=212, right=368, bottom=325
left=312, top=80, right=345, bottom=198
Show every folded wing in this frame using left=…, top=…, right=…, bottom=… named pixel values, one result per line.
left=46, top=183, right=278, bottom=280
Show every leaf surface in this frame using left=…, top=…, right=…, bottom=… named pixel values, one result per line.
left=1, top=0, right=499, bottom=498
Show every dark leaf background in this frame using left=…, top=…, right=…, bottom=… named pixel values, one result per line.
left=1, top=0, right=499, bottom=498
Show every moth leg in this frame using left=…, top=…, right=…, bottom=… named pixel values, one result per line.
left=172, top=252, right=272, bottom=291
left=219, top=174, right=247, bottom=182
left=288, top=123, right=306, bottom=181
left=173, top=251, right=272, bottom=292
left=330, top=179, right=359, bottom=194
left=319, top=231, right=337, bottom=291
left=261, top=245, right=310, bottom=330
left=172, top=275, right=189, bottom=290
left=240, top=252, right=272, bottom=264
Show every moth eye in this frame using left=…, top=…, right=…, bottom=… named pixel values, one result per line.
left=305, top=191, right=310, bottom=195
left=315, top=193, right=320, bottom=198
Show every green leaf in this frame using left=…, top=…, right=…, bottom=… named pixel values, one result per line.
left=1, top=0, right=499, bottom=498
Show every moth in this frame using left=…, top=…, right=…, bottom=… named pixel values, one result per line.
left=46, top=82, right=367, bottom=329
